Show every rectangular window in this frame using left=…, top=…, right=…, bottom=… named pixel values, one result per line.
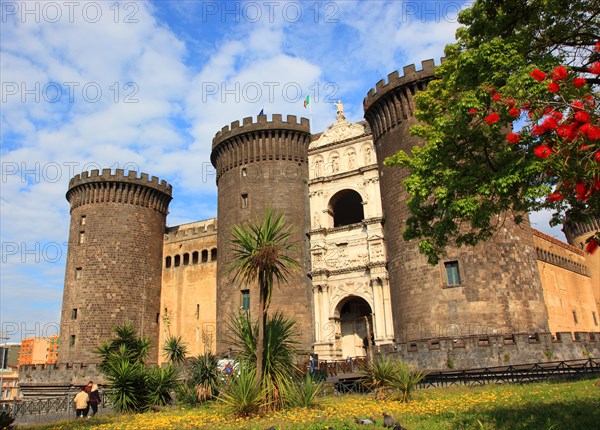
left=573, top=310, right=578, bottom=324
left=241, top=167, right=247, bottom=177
left=80, top=216, right=86, bottom=226
left=71, top=308, right=77, bottom=320
left=79, top=231, right=85, bottom=244
left=156, top=313, right=160, bottom=324
left=196, top=304, right=200, bottom=320
left=444, top=261, right=461, bottom=286
left=241, top=289, right=250, bottom=310
left=75, top=268, right=82, bottom=280
left=69, top=335, right=75, bottom=347
left=593, top=311, right=599, bottom=327
left=241, top=193, right=248, bottom=209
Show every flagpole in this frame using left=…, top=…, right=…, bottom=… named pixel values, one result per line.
left=309, top=97, right=313, bottom=134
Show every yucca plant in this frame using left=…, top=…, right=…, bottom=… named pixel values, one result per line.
left=360, top=355, right=399, bottom=400
left=391, top=359, right=427, bottom=402
left=104, top=348, right=148, bottom=413
left=287, top=373, right=325, bottom=408
left=162, top=336, right=188, bottom=366
left=227, top=310, right=299, bottom=411
left=188, top=352, right=221, bottom=402
left=146, top=364, right=180, bottom=406
left=95, top=321, right=151, bottom=373
left=218, top=365, right=264, bottom=417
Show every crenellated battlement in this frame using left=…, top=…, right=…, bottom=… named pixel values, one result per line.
left=164, top=218, right=218, bottom=243
left=210, top=114, right=312, bottom=182
left=363, top=58, right=440, bottom=110
left=66, top=169, right=172, bottom=214
left=212, top=114, right=310, bottom=150
left=68, top=168, right=172, bottom=194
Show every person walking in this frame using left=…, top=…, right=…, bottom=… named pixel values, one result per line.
left=88, top=382, right=101, bottom=417
left=83, top=381, right=93, bottom=418
left=73, top=386, right=89, bottom=419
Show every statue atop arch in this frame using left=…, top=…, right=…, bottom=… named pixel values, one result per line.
left=334, top=100, right=346, bottom=123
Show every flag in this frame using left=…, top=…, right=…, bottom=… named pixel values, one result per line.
left=258, top=108, right=264, bottom=115
left=304, top=95, right=310, bottom=108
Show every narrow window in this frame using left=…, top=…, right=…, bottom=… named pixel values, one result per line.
left=573, top=310, right=578, bottom=324
left=71, top=309, right=77, bottom=320
left=201, top=250, right=208, bottom=263
left=156, top=313, right=160, bottom=324
left=75, top=268, right=82, bottom=280
left=165, top=256, right=172, bottom=268
left=192, top=251, right=199, bottom=264
left=79, top=231, right=85, bottom=244
left=80, top=216, right=86, bottom=226
left=241, top=193, right=248, bottom=208
left=196, top=304, right=200, bottom=320
left=69, top=335, right=75, bottom=347
left=211, top=248, right=217, bottom=261
left=593, top=311, right=599, bottom=327
left=183, top=253, right=190, bottom=265
left=444, top=261, right=461, bottom=286
left=241, top=290, right=250, bottom=310
left=174, top=255, right=181, bottom=267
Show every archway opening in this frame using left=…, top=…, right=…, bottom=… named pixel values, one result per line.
left=337, top=296, right=373, bottom=358
left=329, top=189, right=364, bottom=227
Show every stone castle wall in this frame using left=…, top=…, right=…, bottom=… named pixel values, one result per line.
left=363, top=60, right=551, bottom=342
left=58, top=169, right=172, bottom=365
left=211, top=115, right=314, bottom=353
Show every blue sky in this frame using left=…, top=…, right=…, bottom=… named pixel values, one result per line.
left=0, top=0, right=563, bottom=342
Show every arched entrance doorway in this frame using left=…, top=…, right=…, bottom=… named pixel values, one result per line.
left=337, top=296, right=373, bottom=358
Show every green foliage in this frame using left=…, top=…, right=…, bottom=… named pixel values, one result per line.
left=286, top=373, right=325, bottom=408
left=385, top=0, right=600, bottom=264
left=0, top=410, right=16, bottom=430
left=146, top=364, right=180, bottom=406
left=95, top=322, right=182, bottom=413
left=187, top=352, right=222, bottom=402
left=226, top=207, right=300, bottom=386
left=226, top=310, right=300, bottom=411
left=162, top=336, right=188, bottom=366
left=218, top=365, right=264, bottom=417
left=361, top=356, right=427, bottom=402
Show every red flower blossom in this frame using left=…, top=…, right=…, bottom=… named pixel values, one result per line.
left=550, top=65, right=568, bottom=80
left=505, top=98, right=516, bottom=108
left=531, top=125, right=547, bottom=136
left=551, top=111, right=563, bottom=121
left=492, top=93, right=502, bottom=102
left=530, top=69, right=546, bottom=82
left=571, top=101, right=584, bottom=111
left=575, top=181, right=588, bottom=200
left=506, top=133, right=521, bottom=144
left=589, top=61, right=600, bottom=75
left=508, top=107, right=521, bottom=118
left=585, top=238, right=599, bottom=254
left=546, top=192, right=564, bottom=202
left=534, top=145, right=552, bottom=158
left=521, top=103, right=531, bottom=110
left=595, top=42, right=600, bottom=52
left=547, top=82, right=560, bottom=93
left=468, top=108, right=478, bottom=114
left=557, top=123, right=578, bottom=141
left=595, top=152, right=600, bottom=162
left=573, top=77, right=587, bottom=88
left=484, top=112, right=500, bottom=125
left=580, top=124, right=600, bottom=140
left=542, top=116, right=558, bottom=131
left=574, top=111, right=590, bottom=123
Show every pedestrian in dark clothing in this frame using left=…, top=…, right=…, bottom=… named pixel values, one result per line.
left=88, top=382, right=101, bottom=417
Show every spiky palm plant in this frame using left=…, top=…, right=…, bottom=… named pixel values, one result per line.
left=287, top=373, right=325, bottom=408
left=146, top=364, right=180, bottom=406
left=391, top=360, right=427, bottom=402
left=188, top=352, right=221, bottom=402
left=162, top=335, right=188, bottom=366
left=227, top=310, right=299, bottom=410
left=95, top=321, right=151, bottom=372
left=218, top=365, right=264, bottom=417
left=226, top=207, right=300, bottom=383
left=360, top=356, right=401, bottom=400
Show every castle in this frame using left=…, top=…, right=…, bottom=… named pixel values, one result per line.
left=20, top=60, right=599, bottom=393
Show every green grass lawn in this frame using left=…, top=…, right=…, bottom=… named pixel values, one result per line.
left=29, top=378, right=600, bottom=430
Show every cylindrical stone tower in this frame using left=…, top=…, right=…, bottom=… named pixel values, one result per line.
left=58, top=169, right=172, bottom=364
left=563, top=217, right=600, bottom=315
left=210, top=114, right=313, bottom=352
left=363, top=60, right=550, bottom=342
